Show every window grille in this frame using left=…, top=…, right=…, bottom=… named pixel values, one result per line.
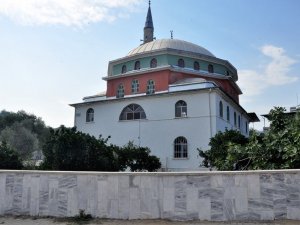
left=174, top=136, right=188, bottom=158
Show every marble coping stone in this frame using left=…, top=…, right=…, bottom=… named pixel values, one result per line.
left=0, top=169, right=300, bottom=176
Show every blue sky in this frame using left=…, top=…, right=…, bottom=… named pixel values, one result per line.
left=0, top=0, right=299, bottom=130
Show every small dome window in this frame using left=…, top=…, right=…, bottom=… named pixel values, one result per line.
left=121, top=65, right=127, bottom=74
left=134, top=61, right=141, bottom=70
left=150, top=58, right=157, bottom=68
left=194, top=61, right=200, bottom=70
left=178, top=59, right=185, bottom=68
left=208, top=64, right=214, bottom=73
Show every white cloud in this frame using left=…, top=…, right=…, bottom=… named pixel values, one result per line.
left=0, top=0, right=142, bottom=27
left=238, top=45, right=298, bottom=99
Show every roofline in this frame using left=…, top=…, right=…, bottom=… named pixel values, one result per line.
left=70, top=86, right=252, bottom=121
left=70, top=87, right=218, bottom=107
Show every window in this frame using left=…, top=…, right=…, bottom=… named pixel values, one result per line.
left=86, top=108, right=94, bottom=122
left=146, top=79, right=155, bottom=94
left=227, top=106, right=230, bottom=121
left=194, top=61, right=200, bottom=70
left=219, top=101, right=223, bottom=118
left=121, top=65, right=127, bottom=74
left=134, top=61, right=140, bottom=70
left=150, top=58, right=157, bottom=68
left=234, top=112, right=237, bottom=126
left=178, top=58, right=185, bottom=68
left=119, top=104, right=146, bottom=120
left=245, top=121, right=248, bottom=134
left=131, top=79, right=139, bottom=94
left=238, top=115, right=241, bottom=129
left=208, top=64, right=214, bottom=73
left=116, top=84, right=124, bottom=98
left=175, top=100, right=187, bottom=117
left=174, top=136, right=188, bottom=158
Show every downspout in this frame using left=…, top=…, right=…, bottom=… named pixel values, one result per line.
left=208, top=89, right=213, bottom=138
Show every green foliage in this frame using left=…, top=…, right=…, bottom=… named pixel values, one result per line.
left=198, top=129, right=248, bottom=170
left=0, top=110, right=50, bottom=160
left=41, top=126, right=161, bottom=172
left=199, top=107, right=300, bottom=170
left=0, top=141, right=23, bottom=169
left=41, top=126, right=119, bottom=171
left=118, top=142, right=161, bottom=172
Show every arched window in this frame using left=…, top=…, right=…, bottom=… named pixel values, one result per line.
left=146, top=79, right=155, bottom=95
left=208, top=64, right=214, bottom=73
left=150, top=58, right=157, bottom=68
left=238, top=115, right=241, bottom=128
left=227, top=106, right=230, bottom=121
left=219, top=101, right=223, bottom=118
left=116, top=84, right=124, bottom=98
left=234, top=112, right=237, bottom=126
left=134, top=61, right=141, bottom=70
left=175, top=100, right=187, bottom=117
left=194, top=61, right=200, bottom=70
left=121, top=65, right=127, bottom=74
left=131, top=79, right=139, bottom=94
left=119, top=104, right=146, bottom=120
left=86, top=108, right=94, bottom=122
left=174, top=136, right=188, bottom=158
left=178, top=58, right=185, bottom=68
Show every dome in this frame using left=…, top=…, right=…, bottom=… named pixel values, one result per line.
left=127, top=39, right=215, bottom=57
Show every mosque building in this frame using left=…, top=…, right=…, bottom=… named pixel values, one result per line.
left=71, top=2, right=259, bottom=171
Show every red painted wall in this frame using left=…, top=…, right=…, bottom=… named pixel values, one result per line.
left=106, top=70, right=170, bottom=97
left=106, top=69, right=240, bottom=102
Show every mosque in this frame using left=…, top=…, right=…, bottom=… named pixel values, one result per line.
left=71, top=2, right=259, bottom=171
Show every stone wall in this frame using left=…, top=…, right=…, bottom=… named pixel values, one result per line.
left=0, top=170, right=299, bottom=221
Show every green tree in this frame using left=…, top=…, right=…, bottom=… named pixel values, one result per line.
left=199, top=107, right=300, bottom=170
left=0, top=141, right=23, bottom=169
left=198, top=129, right=248, bottom=170
left=0, top=110, right=50, bottom=161
left=41, top=126, right=119, bottom=171
left=41, top=126, right=161, bottom=172
left=118, top=142, right=161, bottom=172
left=0, top=123, right=39, bottom=160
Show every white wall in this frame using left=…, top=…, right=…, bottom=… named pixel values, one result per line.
left=74, top=89, right=249, bottom=171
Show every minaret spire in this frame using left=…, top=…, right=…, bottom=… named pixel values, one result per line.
left=143, top=0, right=154, bottom=44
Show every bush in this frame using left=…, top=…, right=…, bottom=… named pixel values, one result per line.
left=0, top=142, right=23, bottom=169
left=41, top=126, right=161, bottom=172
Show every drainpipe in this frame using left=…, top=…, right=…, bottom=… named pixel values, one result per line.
left=208, top=89, right=213, bottom=138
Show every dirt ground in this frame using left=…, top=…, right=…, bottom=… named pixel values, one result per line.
left=0, top=216, right=299, bottom=225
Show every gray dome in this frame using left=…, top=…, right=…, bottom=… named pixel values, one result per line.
left=127, top=39, right=215, bottom=57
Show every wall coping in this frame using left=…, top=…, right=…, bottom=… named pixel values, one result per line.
left=0, top=169, right=299, bottom=176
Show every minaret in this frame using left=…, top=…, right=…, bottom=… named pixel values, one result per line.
left=143, top=1, right=154, bottom=44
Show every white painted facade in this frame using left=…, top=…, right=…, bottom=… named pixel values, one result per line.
left=73, top=87, right=249, bottom=171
